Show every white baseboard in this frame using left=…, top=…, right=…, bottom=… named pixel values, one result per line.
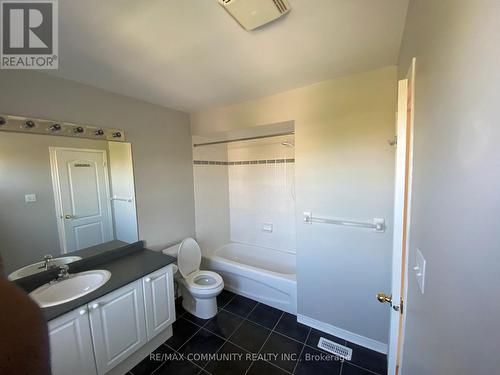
left=297, top=314, right=388, bottom=354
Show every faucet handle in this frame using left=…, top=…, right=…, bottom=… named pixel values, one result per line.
left=44, top=254, right=53, bottom=261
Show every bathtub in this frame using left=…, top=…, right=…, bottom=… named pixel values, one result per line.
left=202, top=242, right=297, bottom=314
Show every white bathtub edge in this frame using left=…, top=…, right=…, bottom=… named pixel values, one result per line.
left=208, top=254, right=296, bottom=281
left=230, top=241, right=297, bottom=255
left=223, top=284, right=296, bottom=315
left=203, top=242, right=297, bottom=315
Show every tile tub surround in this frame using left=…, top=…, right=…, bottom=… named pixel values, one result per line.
left=228, top=159, right=296, bottom=252
left=129, top=291, right=387, bottom=375
left=192, top=134, right=296, bottom=257
left=16, top=243, right=176, bottom=321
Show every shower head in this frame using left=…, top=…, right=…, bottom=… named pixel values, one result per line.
left=281, top=141, right=295, bottom=148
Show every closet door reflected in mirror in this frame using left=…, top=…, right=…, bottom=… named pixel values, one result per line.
left=0, top=131, right=138, bottom=278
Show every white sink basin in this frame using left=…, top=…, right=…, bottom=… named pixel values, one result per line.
left=8, top=256, right=82, bottom=281
left=29, top=270, right=111, bottom=308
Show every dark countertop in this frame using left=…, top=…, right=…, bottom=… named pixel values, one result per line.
left=17, top=243, right=176, bottom=321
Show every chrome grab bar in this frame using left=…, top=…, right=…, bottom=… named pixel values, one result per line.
left=303, top=212, right=385, bottom=232
left=110, top=196, right=133, bottom=203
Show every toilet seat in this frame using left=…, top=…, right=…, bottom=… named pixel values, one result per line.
left=177, top=238, right=224, bottom=292
left=176, top=237, right=224, bottom=319
left=177, top=238, right=202, bottom=278
left=185, top=270, right=223, bottom=291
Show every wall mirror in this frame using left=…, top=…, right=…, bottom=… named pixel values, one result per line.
left=0, top=131, right=138, bottom=279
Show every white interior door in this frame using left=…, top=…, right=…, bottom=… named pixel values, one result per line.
left=50, top=148, right=114, bottom=252
left=388, top=58, right=415, bottom=374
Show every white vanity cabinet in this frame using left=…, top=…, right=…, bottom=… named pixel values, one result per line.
left=89, top=279, right=147, bottom=374
left=47, top=265, right=175, bottom=375
left=143, top=265, right=175, bottom=340
left=48, top=307, right=97, bottom=375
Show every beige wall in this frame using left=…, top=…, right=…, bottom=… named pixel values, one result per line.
left=398, top=1, right=500, bottom=373
left=192, top=66, right=397, bottom=345
left=0, top=70, right=195, bottom=253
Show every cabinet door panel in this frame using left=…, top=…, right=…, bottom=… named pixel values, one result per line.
left=48, top=308, right=97, bottom=375
left=143, top=265, right=175, bottom=340
left=89, top=280, right=146, bottom=374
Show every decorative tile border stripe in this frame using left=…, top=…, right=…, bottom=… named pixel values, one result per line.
left=193, top=158, right=294, bottom=165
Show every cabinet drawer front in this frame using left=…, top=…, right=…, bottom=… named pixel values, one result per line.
left=49, top=308, right=97, bottom=375
left=89, top=280, right=146, bottom=374
left=143, top=265, right=175, bottom=340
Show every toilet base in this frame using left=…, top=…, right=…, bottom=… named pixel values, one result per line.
left=180, top=285, right=219, bottom=319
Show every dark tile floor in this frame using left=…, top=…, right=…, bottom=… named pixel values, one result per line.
left=128, top=290, right=387, bottom=375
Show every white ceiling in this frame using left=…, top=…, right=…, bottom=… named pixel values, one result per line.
left=48, top=0, right=409, bottom=112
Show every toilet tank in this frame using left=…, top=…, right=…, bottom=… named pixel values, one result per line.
left=162, top=243, right=180, bottom=274
left=162, top=243, right=180, bottom=257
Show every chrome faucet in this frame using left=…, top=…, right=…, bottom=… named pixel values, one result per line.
left=42, top=254, right=55, bottom=270
left=57, top=265, right=70, bottom=280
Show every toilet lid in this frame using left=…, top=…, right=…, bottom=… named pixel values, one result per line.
left=177, top=238, right=201, bottom=278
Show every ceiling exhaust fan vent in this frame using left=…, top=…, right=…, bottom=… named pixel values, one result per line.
left=272, top=0, right=289, bottom=14
left=218, top=0, right=291, bottom=31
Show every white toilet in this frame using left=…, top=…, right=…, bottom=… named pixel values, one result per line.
left=167, top=238, right=224, bottom=319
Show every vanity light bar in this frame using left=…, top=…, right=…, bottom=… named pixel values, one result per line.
left=0, top=114, right=125, bottom=142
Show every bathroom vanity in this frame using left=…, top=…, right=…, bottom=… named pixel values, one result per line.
left=1, top=117, right=177, bottom=374
left=49, top=265, right=174, bottom=375
left=15, top=242, right=177, bottom=375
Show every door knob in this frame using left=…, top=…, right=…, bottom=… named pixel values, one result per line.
left=376, top=292, right=392, bottom=304
left=62, top=214, right=74, bottom=219
left=377, top=293, right=403, bottom=313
